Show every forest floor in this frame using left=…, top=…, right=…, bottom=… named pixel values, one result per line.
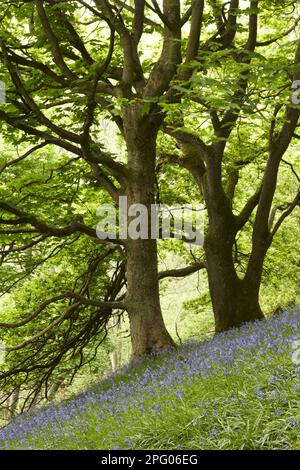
left=0, top=311, right=299, bottom=450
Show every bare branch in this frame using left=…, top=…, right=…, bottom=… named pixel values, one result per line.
left=53, top=7, right=94, bottom=65
left=281, top=158, right=300, bottom=183
left=0, top=294, right=77, bottom=329
left=95, top=0, right=144, bottom=88
left=144, top=0, right=182, bottom=97
left=64, top=291, right=126, bottom=309
left=1, top=44, right=81, bottom=144
left=158, top=261, right=206, bottom=280
left=4, top=302, right=81, bottom=351
left=0, top=48, right=67, bottom=85
left=0, top=143, right=48, bottom=175
left=112, top=0, right=162, bottom=30
left=256, top=16, right=300, bottom=47
left=185, top=0, right=204, bottom=64
left=35, top=0, right=77, bottom=79
left=236, top=184, right=263, bottom=230
left=132, top=0, right=145, bottom=43
left=269, top=190, right=300, bottom=241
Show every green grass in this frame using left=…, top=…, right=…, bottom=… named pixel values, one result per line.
left=0, top=312, right=299, bottom=450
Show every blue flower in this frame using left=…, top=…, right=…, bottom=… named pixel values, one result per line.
left=124, top=438, right=133, bottom=447
left=153, top=403, right=160, bottom=413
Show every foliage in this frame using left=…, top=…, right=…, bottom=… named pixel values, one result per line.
left=0, top=311, right=299, bottom=450
left=0, top=0, right=299, bottom=412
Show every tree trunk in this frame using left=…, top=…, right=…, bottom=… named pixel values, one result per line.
left=126, top=238, right=174, bottom=356
left=48, top=377, right=65, bottom=399
left=123, top=107, right=174, bottom=357
left=205, top=219, right=264, bottom=333
left=5, top=385, right=20, bottom=420
left=109, top=316, right=122, bottom=372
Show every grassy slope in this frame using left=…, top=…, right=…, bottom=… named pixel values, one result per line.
left=0, top=312, right=299, bottom=450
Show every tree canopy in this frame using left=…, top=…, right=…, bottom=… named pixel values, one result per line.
left=0, top=0, right=299, bottom=411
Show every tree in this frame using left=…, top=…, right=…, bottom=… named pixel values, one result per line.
left=0, top=0, right=209, bottom=375
left=162, top=0, right=300, bottom=330
left=0, top=0, right=211, bottom=408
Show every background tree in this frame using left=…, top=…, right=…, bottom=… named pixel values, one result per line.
left=161, top=0, right=300, bottom=330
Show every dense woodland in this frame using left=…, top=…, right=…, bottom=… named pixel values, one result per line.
left=0, top=0, right=299, bottom=422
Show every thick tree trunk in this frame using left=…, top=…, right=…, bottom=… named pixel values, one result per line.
left=123, top=107, right=174, bottom=357
left=126, top=238, right=174, bottom=356
left=205, top=220, right=264, bottom=333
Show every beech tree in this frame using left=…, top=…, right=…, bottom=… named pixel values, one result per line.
left=162, top=0, right=300, bottom=330
left=0, top=0, right=209, bottom=368
left=0, top=1, right=218, bottom=409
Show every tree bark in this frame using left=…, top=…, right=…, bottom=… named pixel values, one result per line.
left=126, top=237, right=174, bottom=356
left=5, top=385, right=20, bottom=420
left=123, top=106, right=174, bottom=356
left=204, top=214, right=264, bottom=333
left=109, top=315, right=122, bottom=372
